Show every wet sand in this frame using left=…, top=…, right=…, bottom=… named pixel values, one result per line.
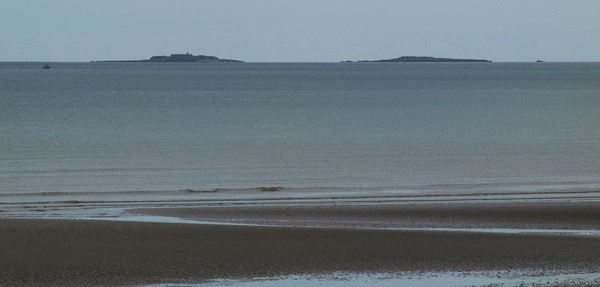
left=2, top=202, right=600, bottom=286
left=135, top=201, right=600, bottom=230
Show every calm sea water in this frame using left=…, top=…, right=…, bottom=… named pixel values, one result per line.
left=1, top=62, right=599, bottom=195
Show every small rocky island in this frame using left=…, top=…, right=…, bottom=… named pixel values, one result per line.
left=98, top=53, right=243, bottom=63
left=345, top=56, right=491, bottom=63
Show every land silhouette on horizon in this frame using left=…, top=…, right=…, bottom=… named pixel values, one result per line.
left=97, top=52, right=243, bottom=63
left=344, top=56, right=492, bottom=63
left=91, top=54, right=496, bottom=63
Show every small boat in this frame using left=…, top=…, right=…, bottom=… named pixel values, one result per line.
left=43, top=64, right=51, bottom=69
left=535, top=59, right=543, bottom=63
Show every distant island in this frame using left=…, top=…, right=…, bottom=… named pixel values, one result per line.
left=344, top=56, right=492, bottom=63
left=96, top=54, right=490, bottom=64
left=96, top=53, right=243, bottom=63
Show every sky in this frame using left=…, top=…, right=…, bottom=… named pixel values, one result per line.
left=1, top=0, right=599, bottom=62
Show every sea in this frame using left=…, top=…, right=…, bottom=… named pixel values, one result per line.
left=1, top=61, right=600, bottom=199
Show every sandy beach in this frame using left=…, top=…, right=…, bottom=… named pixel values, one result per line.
left=2, top=201, right=600, bottom=286
left=134, top=200, right=600, bottom=230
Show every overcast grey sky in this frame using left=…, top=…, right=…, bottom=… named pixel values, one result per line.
left=2, top=0, right=599, bottom=62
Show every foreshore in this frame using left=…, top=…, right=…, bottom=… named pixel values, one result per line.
left=2, top=201, right=600, bottom=286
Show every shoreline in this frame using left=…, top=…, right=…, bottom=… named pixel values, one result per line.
left=132, top=200, right=600, bottom=231
left=3, top=218, right=600, bottom=286
left=3, top=201, right=600, bottom=286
